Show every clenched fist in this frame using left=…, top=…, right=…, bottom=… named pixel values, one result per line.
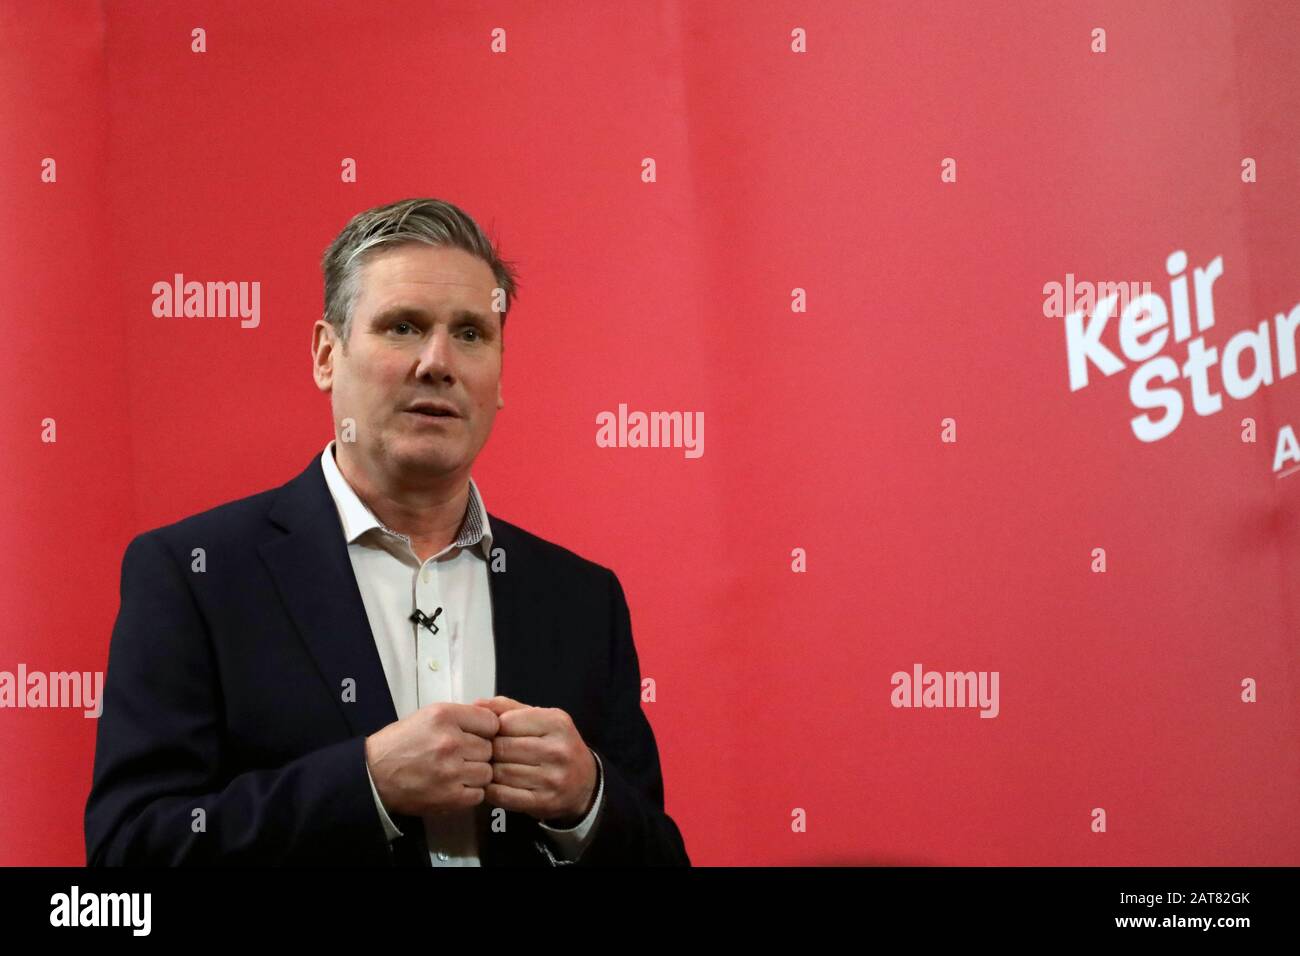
left=472, top=695, right=599, bottom=826
left=365, top=702, right=500, bottom=817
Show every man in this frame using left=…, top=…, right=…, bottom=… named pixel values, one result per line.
left=85, top=198, right=690, bottom=866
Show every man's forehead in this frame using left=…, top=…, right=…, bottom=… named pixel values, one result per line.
left=358, top=265, right=496, bottom=312
left=375, top=271, right=492, bottom=292
left=362, top=245, right=494, bottom=285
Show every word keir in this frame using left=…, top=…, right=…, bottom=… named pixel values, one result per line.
left=1061, top=251, right=1300, bottom=442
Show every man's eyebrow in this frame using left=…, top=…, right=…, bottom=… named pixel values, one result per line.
left=370, top=305, right=493, bottom=325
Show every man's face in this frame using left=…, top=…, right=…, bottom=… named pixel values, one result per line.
left=312, top=242, right=504, bottom=485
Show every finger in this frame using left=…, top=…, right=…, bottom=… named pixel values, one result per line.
left=474, top=695, right=529, bottom=715
left=485, top=781, right=541, bottom=815
left=459, top=730, right=494, bottom=761
left=456, top=703, right=501, bottom=738
left=457, top=785, right=487, bottom=809
left=491, top=735, right=544, bottom=766
left=495, top=706, right=559, bottom=737
left=462, top=760, right=494, bottom=788
left=490, top=761, right=544, bottom=791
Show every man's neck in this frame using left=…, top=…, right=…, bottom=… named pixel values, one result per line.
left=333, top=443, right=470, bottom=558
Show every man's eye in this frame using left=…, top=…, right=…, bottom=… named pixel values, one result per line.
left=392, top=321, right=415, bottom=335
left=461, top=327, right=480, bottom=341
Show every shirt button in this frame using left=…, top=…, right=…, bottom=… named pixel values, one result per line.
left=428, top=659, right=439, bottom=672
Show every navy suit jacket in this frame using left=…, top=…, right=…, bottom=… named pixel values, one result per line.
left=85, top=453, right=690, bottom=867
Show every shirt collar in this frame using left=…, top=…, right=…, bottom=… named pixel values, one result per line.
left=319, top=439, right=494, bottom=561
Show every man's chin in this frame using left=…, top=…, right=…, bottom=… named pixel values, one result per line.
left=390, top=441, right=463, bottom=477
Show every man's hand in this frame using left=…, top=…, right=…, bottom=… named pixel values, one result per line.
left=472, top=696, right=598, bottom=826
left=365, top=702, right=500, bottom=818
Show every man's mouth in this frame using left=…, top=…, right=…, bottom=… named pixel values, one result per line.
left=405, top=409, right=459, bottom=427
left=405, top=402, right=460, bottom=418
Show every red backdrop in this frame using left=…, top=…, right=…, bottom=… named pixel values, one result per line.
left=2, top=0, right=1297, bottom=866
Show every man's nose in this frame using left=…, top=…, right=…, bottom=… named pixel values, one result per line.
left=414, top=326, right=455, bottom=380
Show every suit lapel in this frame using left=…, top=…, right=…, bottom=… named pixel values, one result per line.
left=485, top=515, right=526, bottom=703
left=482, top=518, right=561, bottom=714
left=257, top=456, right=398, bottom=739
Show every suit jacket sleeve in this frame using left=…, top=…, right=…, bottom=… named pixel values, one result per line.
left=573, top=568, right=690, bottom=866
left=84, top=532, right=392, bottom=866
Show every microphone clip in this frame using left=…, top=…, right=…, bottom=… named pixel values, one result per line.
left=409, top=606, right=442, bottom=635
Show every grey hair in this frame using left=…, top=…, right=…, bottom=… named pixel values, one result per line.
left=320, top=197, right=520, bottom=347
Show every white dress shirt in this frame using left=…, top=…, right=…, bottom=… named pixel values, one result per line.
left=319, top=440, right=604, bottom=866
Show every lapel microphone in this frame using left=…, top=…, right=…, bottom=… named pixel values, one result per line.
left=409, top=606, right=443, bottom=635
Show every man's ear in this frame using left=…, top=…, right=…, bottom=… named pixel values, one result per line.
left=311, top=320, right=335, bottom=393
